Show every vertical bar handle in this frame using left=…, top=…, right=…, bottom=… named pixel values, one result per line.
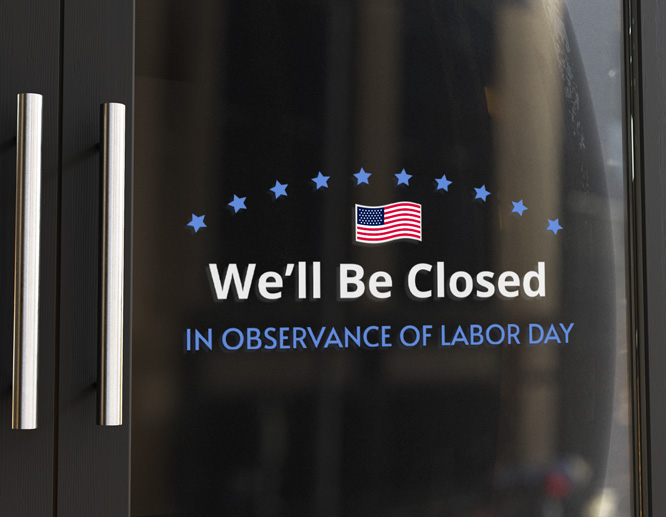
left=98, top=103, right=125, bottom=426
left=13, top=93, right=43, bottom=430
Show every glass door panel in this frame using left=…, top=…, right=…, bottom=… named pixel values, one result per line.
left=133, top=1, right=630, bottom=515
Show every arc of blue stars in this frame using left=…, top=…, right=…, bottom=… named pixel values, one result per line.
left=188, top=172, right=564, bottom=239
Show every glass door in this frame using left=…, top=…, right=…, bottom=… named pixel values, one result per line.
left=132, top=1, right=631, bottom=515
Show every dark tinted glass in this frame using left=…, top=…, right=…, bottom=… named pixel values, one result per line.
left=133, top=1, right=630, bottom=515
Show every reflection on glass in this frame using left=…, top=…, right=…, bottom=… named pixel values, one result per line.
left=133, top=0, right=630, bottom=515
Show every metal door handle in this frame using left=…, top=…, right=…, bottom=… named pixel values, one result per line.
left=13, top=93, right=43, bottom=430
left=98, top=103, right=125, bottom=426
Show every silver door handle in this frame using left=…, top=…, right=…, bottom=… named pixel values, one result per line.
left=98, top=102, right=125, bottom=426
left=13, top=93, right=42, bottom=430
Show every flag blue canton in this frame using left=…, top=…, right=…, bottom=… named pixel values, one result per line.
left=357, top=207, right=384, bottom=226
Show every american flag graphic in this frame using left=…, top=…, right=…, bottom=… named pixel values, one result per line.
left=355, top=202, right=422, bottom=243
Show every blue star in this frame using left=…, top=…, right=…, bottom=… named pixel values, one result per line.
left=435, top=174, right=452, bottom=191
left=395, top=169, right=412, bottom=186
left=187, top=214, right=206, bottom=233
left=547, top=218, right=563, bottom=234
left=512, top=200, right=528, bottom=216
left=228, top=195, right=247, bottom=213
left=475, top=185, right=490, bottom=201
left=270, top=180, right=288, bottom=199
left=354, top=168, right=371, bottom=185
left=312, top=172, right=330, bottom=189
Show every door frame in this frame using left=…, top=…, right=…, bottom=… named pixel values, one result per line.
left=0, top=3, right=60, bottom=515
left=632, top=0, right=666, bottom=514
left=56, top=0, right=134, bottom=515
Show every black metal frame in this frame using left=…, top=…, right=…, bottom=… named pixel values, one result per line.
left=632, top=0, right=666, bottom=515
left=0, top=3, right=60, bottom=515
left=55, top=0, right=134, bottom=515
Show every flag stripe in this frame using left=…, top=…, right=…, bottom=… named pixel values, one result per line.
left=357, top=234, right=421, bottom=242
left=357, top=230, right=421, bottom=238
left=385, top=210, right=420, bottom=216
left=357, top=226, right=421, bottom=234
left=384, top=214, right=419, bottom=220
left=383, top=202, right=420, bottom=210
left=385, top=211, right=420, bottom=217
left=384, top=216, right=421, bottom=224
left=358, top=220, right=421, bottom=229
left=357, top=224, right=421, bottom=233
left=384, top=206, right=420, bottom=214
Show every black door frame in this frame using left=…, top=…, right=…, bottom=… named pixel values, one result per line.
left=0, top=3, right=60, bottom=515
left=4, top=0, right=666, bottom=515
left=632, top=0, right=666, bottom=515
left=56, top=0, right=133, bottom=515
